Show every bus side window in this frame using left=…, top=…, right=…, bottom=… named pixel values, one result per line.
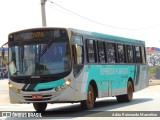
left=126, top=45, right=134, bottom=63
left=71, top=35, right=84, bottom=77
left=97, top=41, right=105, bottom=63
left=76, top=45, right=83, bottom=65
left=141, top=46, right=146, bottom=64
left=117, top=44, right=125, bottom=63
left=135, top=46, right=142, bottom=63
left=107, top=42, right=116, bottom=63
left=86, top=40, right=96, bottom=63
left=71, top=35, right=83, bottom=64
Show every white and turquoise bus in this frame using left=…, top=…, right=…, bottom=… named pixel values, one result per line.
left=1, top=27, right=148, bottom=111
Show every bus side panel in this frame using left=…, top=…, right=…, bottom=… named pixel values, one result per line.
left=111, top=65, right=135, bottom=96
left=134, top=65, right=149, bottom=92
left=73, top=64, right=108, bottom=101
left=83, top=64, right=136, bottom=98
left=75, top=64, right=148, bottom=101
left=85, top=65, right=109, bottom=98
left=74, top=66, right=88, bottom=101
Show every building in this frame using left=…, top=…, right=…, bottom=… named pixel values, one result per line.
left=146, top=47, right=160, bottom=66
left=146, top=47, right=160, bottom=55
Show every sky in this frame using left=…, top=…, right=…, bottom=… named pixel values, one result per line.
left=1, top=0, right=160, bottom=47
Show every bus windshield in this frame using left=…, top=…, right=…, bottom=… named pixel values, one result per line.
left=8, top=41, right=71, bottom=76
left=8, top=29, right=71, bottom=77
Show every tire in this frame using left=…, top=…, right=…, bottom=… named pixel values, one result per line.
left=116, top=81, right=133, bottom=103
left=81, top=84, right=95, bottom=110
left=126, top=81, right=133, bottom=102
left=33, top=103, right=47, bottom=112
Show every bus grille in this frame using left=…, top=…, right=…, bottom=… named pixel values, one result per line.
left=22, top=88, right=53, bottom=92
left=25, top=98, right=51, bottom=101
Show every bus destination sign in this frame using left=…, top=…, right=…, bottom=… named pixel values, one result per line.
left=9, top=29, right=67, bottom=41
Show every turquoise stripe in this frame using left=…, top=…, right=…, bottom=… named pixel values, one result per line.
left=92, top=32, right=145, bottom=44
left=34, top=79, right=65, bottom=91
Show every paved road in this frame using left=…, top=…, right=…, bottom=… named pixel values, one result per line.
left=0, top=79, right=160, bottom=119
left=0, top=79, right=9, bottom=104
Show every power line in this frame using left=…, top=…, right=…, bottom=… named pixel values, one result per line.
left=47, top=0, right=160, bottom=30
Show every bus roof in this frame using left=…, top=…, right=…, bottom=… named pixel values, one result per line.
left=69, top=28, right=145, bottom=45
left=8, top=27, right=145, bottom=45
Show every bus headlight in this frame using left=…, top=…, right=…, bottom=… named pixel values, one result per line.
left=9, top=84, right=13, bottom=88
left=8, top=82, right=13, bottom=88
left=65, top=78, right=71, bottom=86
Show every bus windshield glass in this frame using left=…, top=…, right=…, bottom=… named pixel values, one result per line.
left=8, top=29, right=71, bottom=77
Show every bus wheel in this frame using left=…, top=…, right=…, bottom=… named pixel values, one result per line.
left=33, top=103, right=47, bottom=112
left=81, top=84, right=95, bottom=110
left=116, top=81, right=133, bottom=103
left=126, top=81, right=133, bottom=102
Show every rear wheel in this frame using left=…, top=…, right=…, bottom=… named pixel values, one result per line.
left=33, top=103, right=47, bottom=112
left=126, top=81, right=133, bottom=102
left=116, top=81, right=133, bottom=103
left=81, top=84, right=95, bottom=110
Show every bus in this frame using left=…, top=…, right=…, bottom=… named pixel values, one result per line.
left=1, top=27, right=149, bottom=111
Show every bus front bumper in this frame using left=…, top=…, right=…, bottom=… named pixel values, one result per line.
left=9, top=87, right=76, bottom=104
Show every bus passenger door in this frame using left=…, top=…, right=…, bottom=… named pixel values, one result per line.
left=138, top=65, right=148, bottom=90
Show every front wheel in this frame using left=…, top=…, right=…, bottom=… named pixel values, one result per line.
left=33, top=103, right=47, bottom=112
left=81, top=84, right=95, bottom=110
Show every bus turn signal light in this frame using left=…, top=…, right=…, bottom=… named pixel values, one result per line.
left=65, top=78, right=71, bottom=86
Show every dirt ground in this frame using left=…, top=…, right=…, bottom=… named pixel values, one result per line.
left=149, top=79, right=160, bottom=86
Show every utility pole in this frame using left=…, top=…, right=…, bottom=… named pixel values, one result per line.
left=41, top=0, right=47, bottom=26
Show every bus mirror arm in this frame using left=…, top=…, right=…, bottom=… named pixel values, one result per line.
left=1, top=42, right=9, bottom=65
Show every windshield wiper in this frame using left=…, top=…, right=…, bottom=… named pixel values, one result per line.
left=40, top=42, right=52, bottom=57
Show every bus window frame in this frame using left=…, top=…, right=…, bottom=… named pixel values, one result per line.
left=97, top=41, right=106, bottom=63
left=71, top=35, right=84, bottom=77
left=106, top=42, right=117, bottom=63
left=135, top=46, right=142, bottom=63
left=117, top=43, right=126, bottom=63
left=71, top=35, right=84, bottom=65
left=141, top=46, right=146, bottom=64
left=86, top=39, right=97, bottom=63
left=126, top=45, right=134, bottom=63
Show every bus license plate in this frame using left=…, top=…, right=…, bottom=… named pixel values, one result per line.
left=32, top=94, right=43, bottom=99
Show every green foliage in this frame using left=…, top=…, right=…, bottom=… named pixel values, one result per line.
left=148, top=66, right=160, bottom=74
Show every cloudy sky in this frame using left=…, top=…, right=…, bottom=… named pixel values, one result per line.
left=1, top=0, right=160, bottom=47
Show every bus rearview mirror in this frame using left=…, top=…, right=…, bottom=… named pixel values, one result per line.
left=1, top=42, right=9, bottom=65
left=72, top=44, right=78, bottom=65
